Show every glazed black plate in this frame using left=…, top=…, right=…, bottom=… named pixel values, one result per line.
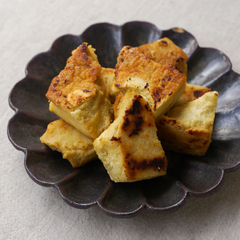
left=8, top=21, right=240, bottom=217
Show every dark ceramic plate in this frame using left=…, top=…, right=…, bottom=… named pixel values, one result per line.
left=8, top=21, right=240, bottom=217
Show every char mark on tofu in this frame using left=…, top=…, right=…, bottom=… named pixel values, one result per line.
left=128, top=117, right=144, bottom=137
left=121, top=96, right=145, bottom=137
left=194, top=90, right=206, bottom=98
left=124, top=156, right=167, bottom=179
left=110, top=136, right=121, bottom=142
left=126, top=96, right=143, bottom=115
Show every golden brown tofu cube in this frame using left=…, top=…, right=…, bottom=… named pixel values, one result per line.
left=40, top=119, right=97, bottom=167
left=93, top=91, right=167, bottom=183
left=46, top=43, right=113, bottom=139
left=100, top=67, right=210, bottom=110
left=113, top=46, right=187, bottom=120
left=137, top=37, right=188, bottom=75
left=156, top=91, right=218, bottom=156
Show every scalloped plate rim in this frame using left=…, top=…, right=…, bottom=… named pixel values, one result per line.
left=7, top=21, right=240, bottom=217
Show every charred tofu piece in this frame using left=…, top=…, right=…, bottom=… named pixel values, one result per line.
left=113, top=46, right=187, bottom=120
left=156, top=91, right=218, bottom=156
left=46, top=43, right=113, bottom=139
left=136, top=37, right=188, bottom=75
left=100, top=67, right=210, bottom=109
left=93, top=91, right=167, bottom=183
left=40, top=119, right=97, bottom=167
left=172, top=84, right=211, bottom=108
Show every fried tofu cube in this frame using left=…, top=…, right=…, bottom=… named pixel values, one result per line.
left=46, top=43, right=113, bottom=139
left=113, top=46, right=187, bottom=120
left=172, top=84, right=211, bottom=108
left=100, top=67, right=210, bottom=110
left=40, top=119, right=97, bottom=167
left=156, top=91, right=218, bottom=156
left=93, top=91, right=167, bottom=183
left=137, top=37, right=188, bottom=75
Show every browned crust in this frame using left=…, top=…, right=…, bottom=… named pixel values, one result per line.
left=119, top=94, right=167, bottom=179
left=101, top=67, right=115, bottom=76
left=157, top=116, right=212, bottom=156
left=114, top=46, right=186, bottom=110
left=123, top=154, right=167, bottom=180
left=46, top=42, right=101, bottom=109
left=120, top=95, right=155, bottom=137
left=172, top=84, right=211, bottom=108
left=185, top=85, right=211, bottom=101
left=136, top=37, right=188, bottom=74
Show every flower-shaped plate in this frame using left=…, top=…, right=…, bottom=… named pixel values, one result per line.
left=8, top=21, right=240, bottom=217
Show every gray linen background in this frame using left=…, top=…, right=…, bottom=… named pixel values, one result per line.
left=1, top=0, right=240, bottom=239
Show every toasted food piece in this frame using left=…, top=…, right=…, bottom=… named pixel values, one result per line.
left=93, top=91, right=167, bottom=183
left=46, top=43, right=113, bottom=139
left=113, top=46, right=187, bottom=120
left=98, top=67, right=209, bottom=109
left=104, top=63, right=209, bottom=109
left=100, top=38, right=188, bottom=102
left=156, top=91, right=218, bottom=156
left=113, top=92, right=124, bottom=119
left=172, top=84, right=211, bottom=108
left=136, top=37, right=188, bottom=75
left=100, top=67, right=115, bottom=94
left=40, top=119, right=97, bottom=167
left=100, top=67, right=116, bottom=103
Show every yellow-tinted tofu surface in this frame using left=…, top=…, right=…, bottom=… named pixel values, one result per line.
left=100, top=67, right=117, bottom=103
left=172, top=84, right=211, bottom=108
left=114, top=46, right=187, bottom=120
left=40, top=119, right=97, bottom=167
left=46, top=43, right=101, bottom=109
left=93, top=91, right=167, bottom=182
left=136, top=37, right=188, bottom=75
left=157, top=91, right=218, bottom=156
left=46, top=43, right=113, bottom=139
